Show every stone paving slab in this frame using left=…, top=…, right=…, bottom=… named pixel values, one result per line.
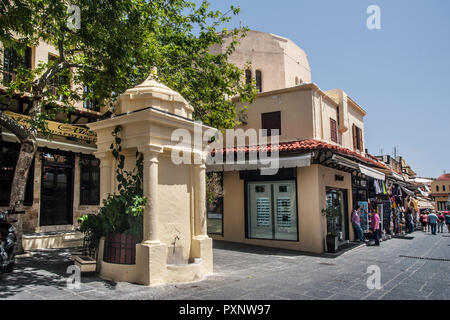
left=1, top=230, right=450, bottom=300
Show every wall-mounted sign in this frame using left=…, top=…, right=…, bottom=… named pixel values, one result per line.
left=4, top=111, right=96, bottom=142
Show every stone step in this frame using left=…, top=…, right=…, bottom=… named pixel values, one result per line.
left=22, top=230, right=84, bottom=251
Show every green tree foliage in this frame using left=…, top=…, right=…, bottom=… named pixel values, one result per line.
left=1, top=0, right=255, bottom=131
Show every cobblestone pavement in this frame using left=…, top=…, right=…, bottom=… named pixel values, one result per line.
left=1, top=230, right=449, bottom=300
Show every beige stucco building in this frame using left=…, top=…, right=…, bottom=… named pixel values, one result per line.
left=206, top=31, right=386, bottom=254
left=0, top=40, right=101, bottom=249
left=431, top=174, right=450, bottom=211
left=207, top=82, right=386, bottom=253
left=210, top=30, right=312, bottom=92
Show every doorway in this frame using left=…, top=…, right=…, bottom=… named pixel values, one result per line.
left=326, top=188, right=349, bottom=241
left=40, top=149, right=74, bottom=226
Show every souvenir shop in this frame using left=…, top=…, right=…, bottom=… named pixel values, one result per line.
left=352, top=173, right=394, bottom=238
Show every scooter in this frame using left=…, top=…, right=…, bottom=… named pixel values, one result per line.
left=0, top=209, right=20, bottom=273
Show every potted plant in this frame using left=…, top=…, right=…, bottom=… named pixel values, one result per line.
left=321, top=205, right=342, bottom=253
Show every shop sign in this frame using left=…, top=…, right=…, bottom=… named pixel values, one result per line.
left=4, top=111, right=96, bottom=142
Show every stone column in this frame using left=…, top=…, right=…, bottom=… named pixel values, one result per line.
left=194, top=162, right=207, bottom=238
left=94, top=151, right=113, bottom=203
left=139, top=145, right=163, bottom=244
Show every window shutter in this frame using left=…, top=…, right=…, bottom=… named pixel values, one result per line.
left=358, top=128, right=363, bottom=151
left=352, top=124, right=357, bottom=150
left=330, top=118, right=337, bottom=143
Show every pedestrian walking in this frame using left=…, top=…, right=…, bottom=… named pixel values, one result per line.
left=405, top=210, right=414, bottom=233
left=428, top=211, right=438, bottom=235
left=422, top=212, right=429, bottom=232
left=351, top=206, right=365, bottom=242
left=437, top=212, right=445, bottom=233
left=445, top=212, right=450, bottom=233
left=419, top=212, right=426, bottom=232
left=371, top=211, right=381, bottom=246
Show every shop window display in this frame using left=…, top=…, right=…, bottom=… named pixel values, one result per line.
left=247, top=180, right=298, bottom=241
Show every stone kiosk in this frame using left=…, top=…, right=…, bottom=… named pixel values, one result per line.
left=87, top=73, right=215, bottom=285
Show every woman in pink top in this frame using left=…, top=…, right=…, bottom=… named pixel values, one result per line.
left=371, top=211, right=380, bottom=246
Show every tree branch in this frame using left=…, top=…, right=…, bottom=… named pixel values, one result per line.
left=0, top=110, right=33, bottom=142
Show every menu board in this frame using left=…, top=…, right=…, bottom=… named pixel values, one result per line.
left=276, top=197, right=292, bottom=228
left=256, top=198, right=271, bottom=227
left=358, top=201, right=369, bottom=232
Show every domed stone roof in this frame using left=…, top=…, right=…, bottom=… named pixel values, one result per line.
left=116, top=69, right=194, bottom=119
left=437, top=173, right=450, bottom=181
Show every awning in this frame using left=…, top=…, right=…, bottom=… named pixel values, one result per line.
left=400, top=186, right=415, bottom=197
left=417, top=199, right=434, bottom=209
left=331, top=154, right=359, bottom=170
left=391, top=171, right=404, bottom=181
left=331, top=155, right=385, bottom=180
left=206, top=153, right=312, bottom=172
left=4, top=111, right=96, bottom=142
left=358, top=164, right=385, bottom=181
left=1, top=132, right=97, bottom=154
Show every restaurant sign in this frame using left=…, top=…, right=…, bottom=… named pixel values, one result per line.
left=4, top=111, right=97, bottom=142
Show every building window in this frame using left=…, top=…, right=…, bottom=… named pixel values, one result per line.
left=48, top=55, right=69, bottom=100
left=255, top=70, right=262, bottom=92
left=352, top=124, right=363, bottom=152
left=443, top=185, right=446, bottom=192
left=438, top=201, right=450, bottom=211
left=2, top=46, right=32, bottom=85
left=330, top=118, right=337, bottom=143
left=83, top=86, right=100, bottom=112
left=245, top=69, right=252, bottom=85
left=436, top=185, right=439, bottom=192
left=206, top=172, right=223, bottom=235
left=79, top=155, right=100, bottom=205
left=261, top=111, right=281, bottom=136
left=246, top=180, right=298, bottom=241
left=0, top=142, right=34, bottom=207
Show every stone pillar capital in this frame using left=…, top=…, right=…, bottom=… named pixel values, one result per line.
left=94, top=151, right=113, bottom=167
left=94, top=151, right=112, bottom=160
left=138, top=144, right=163, bottom=156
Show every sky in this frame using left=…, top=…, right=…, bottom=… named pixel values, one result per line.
left=195, top=0, right=450, bottom=178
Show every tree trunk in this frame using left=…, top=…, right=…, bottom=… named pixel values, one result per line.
left=9, top=138, right=37, bottom=254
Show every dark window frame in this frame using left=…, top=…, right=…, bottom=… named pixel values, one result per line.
left=206, top=172, right=224, bottom=236
left=255, top=70, right=262, bottom=92
left=0, top=141, right=34, bottom=207
left=79, top=154, right=100, bottom=206
left=261, top=111, right=281, bottom=137
left=2, top=46, right=32, bottom=85
left=83, top=85, right=100, bottom=112
left=245, top=69, right=252, bottom=85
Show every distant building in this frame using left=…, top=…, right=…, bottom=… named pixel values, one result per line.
left=431, top=174, right=450, bottom=211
